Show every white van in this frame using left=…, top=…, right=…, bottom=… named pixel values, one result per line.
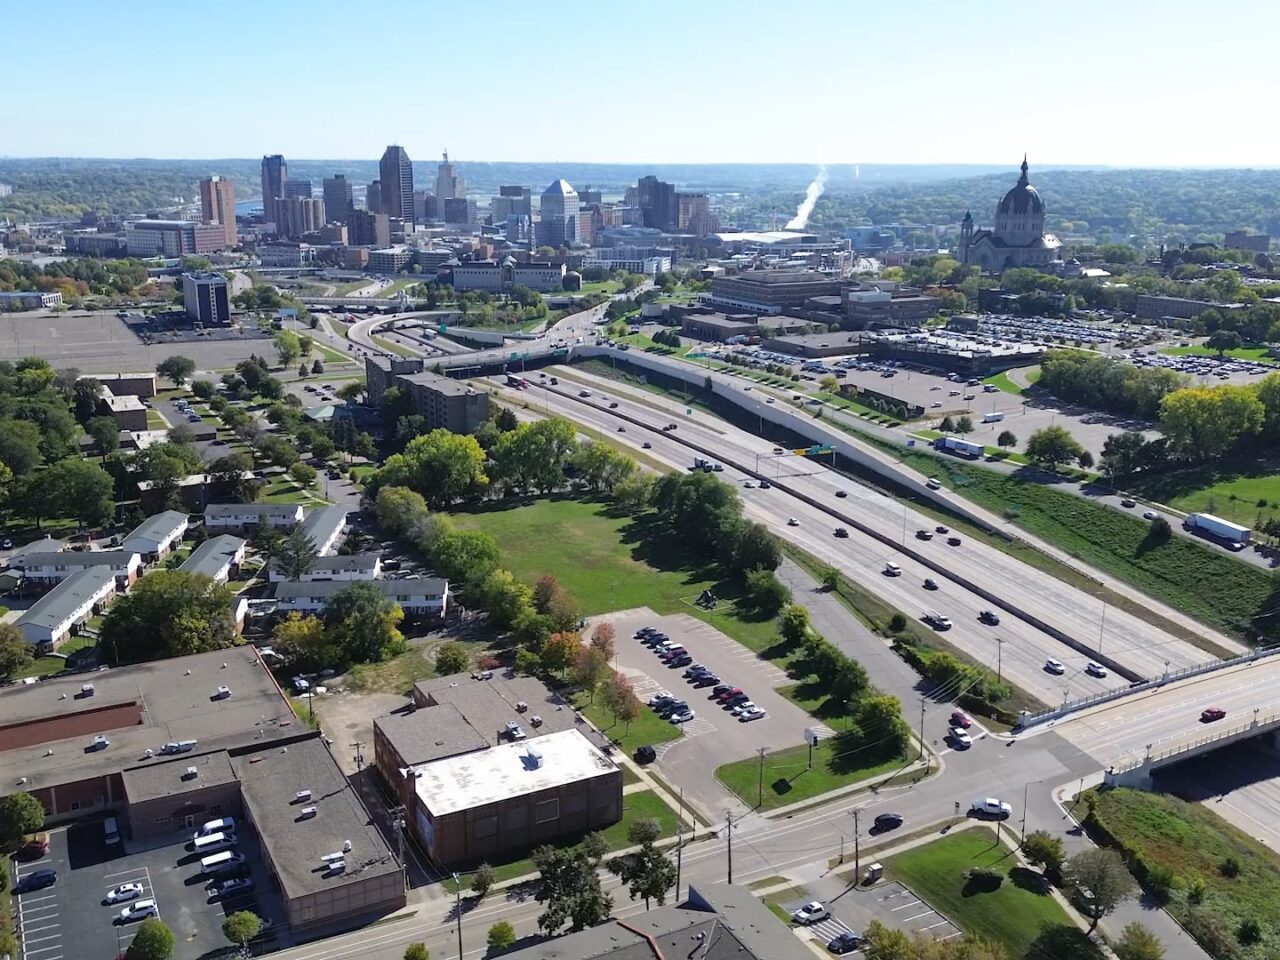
left=104, top=816, right=121, bottom=846
left=191, top=831, right=237, bottom=854
left=201, top=850, right=247, bottom=875
left=194, top=817, right=236, bottom=839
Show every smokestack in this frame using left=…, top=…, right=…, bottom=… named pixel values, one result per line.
left=786, top=165, right=828, bottom=230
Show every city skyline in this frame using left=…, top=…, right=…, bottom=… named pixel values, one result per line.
left=4, top=0, right=1279, bottom=167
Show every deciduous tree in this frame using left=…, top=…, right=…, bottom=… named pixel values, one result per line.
left=319, top=581, right=406, bottom=668
left=487, top=920, right=515, bottom=951
left=434, top=640, right=470, bottom=676
left=1064, top=847, right=1138, bottom=931
left=156, top=355, right=195, bottom=387
left=1021, top=830, right=1065, bottom=874
left=532, top=845, right=613, bottom=933
left=221, top=910, right=261, bottom=948
left=0, top=791, right=45, bottom=852
left=471, top=862, right=496, bottom=899
left=126, top=917, right=175, bottom=960
left=1113, top=922, right=1164, bottom=960
left=100, top=571, right=235, bottom=663
left=1024, top=426, right=1086, bottom=468
left=0, top=623, right=34, bottom=679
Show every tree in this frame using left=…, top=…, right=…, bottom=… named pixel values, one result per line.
left=939, top=415, right=956, bottom=432
left=532, top=844, right=613, bottom=933
left=0, top=623, right=34, bottom=679
left=487, top=920, right=516, bottom=951
left=375, top=486, right=429, bottom=538
left=85, top=415, right=120, bottom=460
left=126, top=917, right=175, bottom=960
left=319, top=582, right=406, bottom=669
left=435, top=640, right=470, bottom=675
left=857, top=920, right=913, bottom=960
left=821, top=566, right=840, bottom=591
left=728, top=522, right=781, bottom=574
left=1113, top=923, right=1164, bottom=960
left=600, top=673, right=640, bottom=729
left=495, top=407, right=519, bottom=432
left=312, top=359, right=325, bottom=375
left=471, top=861, right=496, bottom=899
left=1024, top=426, right=1086, bottom=468
left=0, top=419, right=43, bottom=476
left=336, top=381, right=365, bottom=404
left=996, top=430, right=1017, bottom=449
left=540, top=632, right=579, bottom=676
left=275, top=525, right=319, bottom=581
left=607, top=842, right=676, bottom=909
left=1160, top=385, right=1264, bottom=461
left=589, top=622, right=615, bottom=660
left=744, top=568, right=790, bottom=615
left=156, top=355, right=195, bottom=387
left=627, top=817, right=662, bottom=845
left=431, top=530, right=501, bottom=584
left=491, top=419, right=577, bottom=495
left=956, top=415, right=974, bottom=433
left=221, top=911, right=261, bottom=949
left=191, top=379, right=214, bottom=400
left=0, top=791, right=45, bottom=852
left=1021, top=830, right=1065, bottom=874
left=273, top=329, right=301, bottom=366
left=1206, top=329, right=1242, bottom=356
left=572, top=646, right=610, bottom=701
left=403, top=945, right=429, bottom=960
left=100, top=571, right=236, bottom=663
left=289, top=462, right=317, bottom=489
left=44, top=458, right=115, bottom=528
left=1077, top=450, right=1094, bottom=470
left=258, top=434, right=299, bottom=469
left=779, top=604, right=811, bottom=646
left=1064, top=848, right=1138, bottom=931
left=271, top=613, right=331, bottom=666
left=373, top=429, right=488, bottom=507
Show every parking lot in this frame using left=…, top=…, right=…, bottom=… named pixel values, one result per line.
left=783, top=876, right=962, bottom=954
left=10, top=820, right=284, bottom=960
left=599, top=609, right=834, bottom=817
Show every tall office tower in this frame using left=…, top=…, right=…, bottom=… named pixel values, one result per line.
left=198, top=175, right=236, bottom=248
left=637, top=175, right=678, bottom=231
left=284, top=178, right=313, bottom=199
left=323, top=175, right=353, bottom=224
left=261, top=155, right=287, bottom=212
left=492, top=185, right=532, bottom=222
left=537, top=179, right=579, bottom=247
left=346, top=209, right=391, bottom=247
left=367, top=180, right=383, bottom=214
left=435, top=151, right=465, bottom=203
left=379, top=145, right=415, bottom=225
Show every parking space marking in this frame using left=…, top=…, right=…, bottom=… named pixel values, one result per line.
left=901, top=909, right=936, bottom=922
left=890, top=898, right=922, bottom=911
left=923, top=919, right=953, bottom=930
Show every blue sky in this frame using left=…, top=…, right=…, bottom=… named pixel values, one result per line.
left=4, top=0, right=1276, bottom=166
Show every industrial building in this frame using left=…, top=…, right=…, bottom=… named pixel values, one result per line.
left=763, top=331, right=866, bottom=358
left=364, top=356, right=490, bottom=434
left=709, top=270, right=845, bottom=314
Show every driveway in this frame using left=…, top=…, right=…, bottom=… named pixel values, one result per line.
left=595, top=609, right=833, bottom=818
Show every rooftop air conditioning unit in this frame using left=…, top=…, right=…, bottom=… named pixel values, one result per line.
left=320, top=851, right=344, bottom=863
left=295, top=789, right=312, bottom=803
left=81, top=683, right=95, bottom=696
left=342, top=839, right=352, bottom=853
left=184, top=766, right=198, bottom=779
left=327, top=859, right=345, bottom=872
left=300, top=806, right=317, bottom=819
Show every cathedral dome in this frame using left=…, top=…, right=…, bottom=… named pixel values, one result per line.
left=997, top=158, right=1043, bottom=217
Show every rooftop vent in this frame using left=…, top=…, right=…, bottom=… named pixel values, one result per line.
left=320, top=851, right=344, bottom=863
left=295, top=790, right=312, bottom=804
left=526, top=746, right=544, bottom=769
left=299, top=806, right=317, bottom=819
left=183, top=766, right=198, bottom=780
left=81, top=683, right=95, bottom=697
left=342, top=839, right=352, bottom=853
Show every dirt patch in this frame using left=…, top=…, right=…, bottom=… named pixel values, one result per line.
left=314, top=689, right=407, bottom=775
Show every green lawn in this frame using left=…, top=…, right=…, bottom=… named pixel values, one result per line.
left=1132, top=461, right=1280, bottom=528
left=145, top=410, right=167, bottom=430
left=982, top=370, right=1027, bottom=395
left=1087, top=787, right=1280, bottom=960
left=570, top=280, right=621, bottom=298
left=15, top=635, right=97, bottom=679
left=309, top=341, right=350, bottom=363
left=888, top=829, right=1099, bottom=960
left=259, top=478, right=321, bottom=504
left=572, top=690, right=680, bottom=754
left=1160, top=344, right=1277, bottom=363
left=716, top=740, right=905, bottom=812
left=458, top=788, right=679, bottom=886
left=448, top=497, right=781, bottom=653
left=371, top=335, right=416, bottom=357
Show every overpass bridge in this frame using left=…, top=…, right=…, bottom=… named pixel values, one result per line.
left=1105, top=710, right=1280, bottom=789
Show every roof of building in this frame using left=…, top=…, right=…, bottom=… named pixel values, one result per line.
left=374, top=702, right=489, bottom=767
left=180, top=535, right=246, bottom=579
left=721, top=270, right=835, bottom=285
left=230, top=734, right=400, bottom=900
left=493, top=884, right=806, bottom=960
left=276, top=554, right=379, bottom=575
left=681, top=313, right=758, bottom=330
left=543, top=179, right=577, bottom=197
left=413, top=729, right=616, bottom=816
left=400, top=370, right=478, bottom=397
left=121, top=749, right=238, bottom=804
left=274, top=578, right=448, bottom=601
left=299, top=506, right=347, bottom=546
left=15, top=567, right=117, bottom=633
left=206, top=503, right=304, bottom=519
left=122, top=511, right=189, bottom=549
left=10, top=550, right=138, bottom=570
left=412, top=672, right=580, bottom=743
left=997, top=158, right=1044, bottom=217
left=104, top=394, right=146, bottom=412
left=0, top=648, right=295, bottom=794
left=4, top=538, right=67, bottom=565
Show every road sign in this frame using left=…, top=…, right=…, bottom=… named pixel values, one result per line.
left=438, top=323, right=448, bottom=332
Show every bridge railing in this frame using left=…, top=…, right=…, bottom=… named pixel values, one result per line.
left=1109, top=711, right=1280, bottom=775
left=1017, top=643, right=1280, bottom=730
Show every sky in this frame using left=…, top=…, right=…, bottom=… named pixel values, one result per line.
left=4, top=0, right=1278, bottom=167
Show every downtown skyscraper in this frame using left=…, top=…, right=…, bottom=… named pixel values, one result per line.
left=198, top=175, right=236, bottom=248
left=379, top=145, right=414, bottom=225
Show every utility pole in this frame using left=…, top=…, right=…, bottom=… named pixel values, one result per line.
left=852, top=808, right=861, bottom=881
left=453, top=871, right=464, bottom=959
left=675, top=789, right=684, bottom=900
left=996, top=637, right=1004, bottom=684
left=918, top=697, right=927, bottom=761
left=351, top=740, right=364, bottom=774
left=726, top=812, right=734, bottom=885
left=756, top=747, right=767, bottom=808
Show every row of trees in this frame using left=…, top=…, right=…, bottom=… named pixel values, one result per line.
left=271, top=581, right=406, bottom=672
left=1039, top=349, right=1185, bottom=421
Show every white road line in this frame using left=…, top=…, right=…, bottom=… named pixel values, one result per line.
left=24, top=945, right=66, bottom=956
left=24, top=932, right=63, bottom=944
left=104, top=867, right=150, bottom=880
left=902, top=910, right=936, bottom=922
left=22, top=921, right=61, bottom=932
left=18, top=893, right=58, bottom=905
left=890, top=899, right=922, bottom=911
left=922, top=919, right=953, bottom=930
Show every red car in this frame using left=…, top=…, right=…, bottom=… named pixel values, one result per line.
left=949, top=711, right=972, bottom=729
left=1200, top=707, right=1226, bottom=723
left=715, top=687, right=744, bottom=703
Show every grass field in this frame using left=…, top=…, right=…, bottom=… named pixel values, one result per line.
left=1160, top=344, right=1277, bottom=363
left=570, top=280, right=621, bottom=298
left=983, top=370, right=1027, bottom=395
left=1133, top=461, right=1280, bottom=528
left=886, top=447, right=1274, bottom=640
left=716, top=740, right=905, bottom=811
left=888, top=829, right=1099, bottom=960
left=1088, top=788, right=1280, bottom=960
left=15, top=635, right=96, bottom=679
left=370, top=335, right=416, bottom=357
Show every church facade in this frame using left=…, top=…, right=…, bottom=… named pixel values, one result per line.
left=960, top=159, right=1062, bottom=273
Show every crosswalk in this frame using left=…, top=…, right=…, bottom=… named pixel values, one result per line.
left=809, top=914, right=861, bottom=944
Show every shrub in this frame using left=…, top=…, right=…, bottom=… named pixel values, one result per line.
left=888, top=612, right=908, bottom=634
left=1220, top=855, right=1241, bottom=878
left=1237, top=917, right=1263, bottom=945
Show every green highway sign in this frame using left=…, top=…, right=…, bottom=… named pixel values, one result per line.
left=791, top=445, right=834, bottom=457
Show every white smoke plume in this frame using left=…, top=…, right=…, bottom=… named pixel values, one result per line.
left=785, top=165, right=828, bottom=230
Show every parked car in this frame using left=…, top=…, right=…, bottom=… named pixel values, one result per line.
left=692, top=674, right=720, bottom=688
left=15, top=834, right=48, bottom=861
left=119, top=898, right=158, bottom=922
left=715, top=687, right=744, bottom=703
left=16, top=869, right=57, bottom=893
left=949, top=726, right=973, bottom=748
left=669, top=710, right=695, bottom=723
left=792, top=902, right=830, bottom=925
left=669, top=654, right=693, bottom=668
left=634, top=745, right=657, bottom=764
left=828, top=932, right=863, bottom=954
left=212, top=878, right=254, bottom=898
left=739, top=706, right=766, bottom=722
left=730, top=700, right=757, bottom=716
left=105, top=882, right=144, bottom=904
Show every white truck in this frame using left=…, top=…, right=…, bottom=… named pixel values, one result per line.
left=934, top=435, right=983, bottom=459
left=982, top=411, right=1005, bottom=423
left=1184, top=513, right=1250, bottom=549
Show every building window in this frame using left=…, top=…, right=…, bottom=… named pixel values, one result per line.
left=534, top=798, right=559, bottom=824
left=70, top=800, right=80, bottom=811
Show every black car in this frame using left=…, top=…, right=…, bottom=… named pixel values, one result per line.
left=650, top=695, right=676, bottom=710
left=979, top=610, right=1000, bottom=625
left=711, top=684, right=733, bottom=697
left=683, top=664, right=709, bottom=677
left=635, top=627, right=657, bottom=638
left=669, top=655, right=693, bottom=668
left=758, top=479, right=772, bottom=488
left=656, top=701, right=689, bottom=717
left=724, top=693, right=750, bottom=708
left=828, top=932, right=863, bottom=955
left=835, top=490, right=848, bottom=498
left=947, top=536, right=962, bottom=546
left=873, top=813, right=904, bottom=832
left=643, top=634, right=668, bottom=647
left=634, top=745, right=657, bottom=764
left=692, top=675, right=720, bottom=687
left=15, top=869, right=57, bottom=894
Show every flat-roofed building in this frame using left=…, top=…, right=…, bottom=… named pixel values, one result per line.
left=268, top=553, right=380, bottom=583
left=709, top=270, right=844, bottom=315
left=15, top=567, right=117, bottom=653
left=763, top=331, right=865, bottom=358
left=374, top=702, right=490, bottom=809
left=125, top=219, right=227, bottom=257
left=102, top=393, right=148, bottom=431
left=179, top=535, right=246, bottom=585
left=8, top=550, right=141, bottom=590
left=205, top=503, right=304, bottom=532
left=298, top=506, right=347, bottom=556
left=368, top=246, right=412, bottom=274
left=121, top=510, right=189, bottom=562
left=274, top=578, right=449, bottom=618
left=364, top=356, right=489, bottom=434
left=1134, top=294, right=1241, bottom=322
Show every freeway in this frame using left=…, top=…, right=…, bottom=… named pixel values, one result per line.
left=509, top=368, right=1216, bottom=697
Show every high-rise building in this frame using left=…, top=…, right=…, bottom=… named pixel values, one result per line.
left=198, top=175, right=236, bottom=248
left=537, top=179, right=579, bottom=247
left=678, top=192, right=714, bottom=234
left=443, top=198, right=476, bottom=226
left=492, top=186, right=532, bottom=223
left=435, top=151, right=465, bottom=203
left=367, top=180, right=383, bottom=214
left=182, top=272, right=231, bottom=326
left=346, top=210, right=391, bottom=248
left=276, top=197, right=326, bottom=239
left=578, top=188, right=602, bottom=206
left=125, top=219, right=227, bottom=256
left=261, top=155, right=287, bottom=213
left=379, top=146, right=415, bottom=225
left=284, top=178, right=313, bottom=199
left=637, top=175, right=677, bottom=231
left=323, top=175, right=353, bottom=224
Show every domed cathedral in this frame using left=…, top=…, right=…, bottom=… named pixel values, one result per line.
left=959, top=157, right=1062, bottom=273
